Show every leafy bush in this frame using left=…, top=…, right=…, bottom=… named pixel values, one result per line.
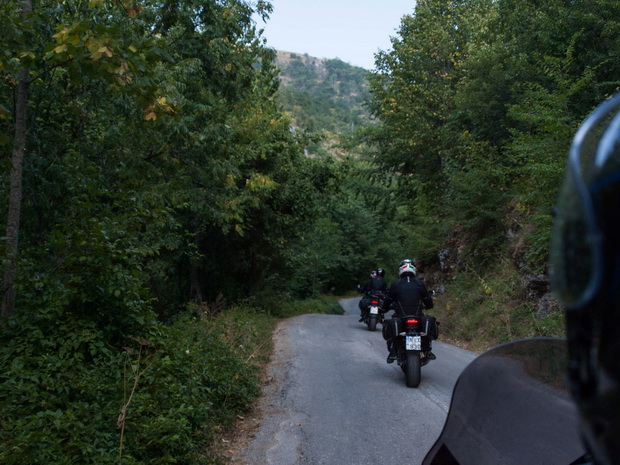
left=118, top=311, right=261, bottom=465
left=0, top=305, right=267, bottom=465
left=0, top=314, right=124, bottom=465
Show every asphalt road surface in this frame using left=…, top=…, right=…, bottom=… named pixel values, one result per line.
left=236, top=297, right=478, bottom=465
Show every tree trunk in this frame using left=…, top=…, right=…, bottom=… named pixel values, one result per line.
left=189, top=232, right=204, bottom=304
left=2, top=0, right=32, bottom=323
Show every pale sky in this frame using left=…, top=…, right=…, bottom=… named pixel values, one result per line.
left=253, top=0, right=416, bottom=70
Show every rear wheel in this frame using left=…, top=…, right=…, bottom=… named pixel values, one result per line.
left=405, top=351, right=421, bottom=388
left=368, top=315, right=378, bottom=331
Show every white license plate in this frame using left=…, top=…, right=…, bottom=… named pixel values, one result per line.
left=406, top=335, right=422, bottom=350
left=370, top=306, right=379, bottom=315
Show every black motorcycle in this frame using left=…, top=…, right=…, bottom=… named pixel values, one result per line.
left=362, top=293, right=385, bottom=332
left=422, top=338, right=589, bottom=464
left=388, top=313, right=438, bottom=387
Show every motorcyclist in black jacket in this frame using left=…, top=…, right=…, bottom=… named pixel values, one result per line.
left=358, top=269, right=388, bottom=322
left=382, top=259, right=434, bottom=363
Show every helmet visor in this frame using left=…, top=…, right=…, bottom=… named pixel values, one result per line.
left=550, top=93, right=620, bottom=308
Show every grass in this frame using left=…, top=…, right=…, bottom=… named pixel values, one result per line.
left=429, top=260, right=565, bottom=353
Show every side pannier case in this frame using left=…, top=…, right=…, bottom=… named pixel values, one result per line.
left=420, top=315, right=439, bottom=340
left=382, top=317, right=403, bottom=340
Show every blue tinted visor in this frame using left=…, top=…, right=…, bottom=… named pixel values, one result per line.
left=550, top=93, right=620, bottom=309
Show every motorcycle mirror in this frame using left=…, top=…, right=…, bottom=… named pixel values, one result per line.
left=422, top=338, right=587, bottom=465
left=429, top=290, right=436, bottom=297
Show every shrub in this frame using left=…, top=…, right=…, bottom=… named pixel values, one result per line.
left=0, top=306, right=264, bottom=465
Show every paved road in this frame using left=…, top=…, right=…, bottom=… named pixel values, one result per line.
left=237, top=297, right=478, bottom=465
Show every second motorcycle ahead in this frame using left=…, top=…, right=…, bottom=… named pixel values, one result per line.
left=358, top=268, right=389, bottom=332
left=362, top=292, right=385, bottom=331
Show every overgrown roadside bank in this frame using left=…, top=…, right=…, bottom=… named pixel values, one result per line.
left=422, top=259, right=565, bottom=353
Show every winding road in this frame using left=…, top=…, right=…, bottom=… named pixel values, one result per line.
left=236, top=297, right=478, bottom=465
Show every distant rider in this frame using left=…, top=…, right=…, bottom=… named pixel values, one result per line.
left=358, top=270, right=388, bottom=322
left=375, top=267, right=388, bottom=295
left=382, top=259, right=434, bottom=363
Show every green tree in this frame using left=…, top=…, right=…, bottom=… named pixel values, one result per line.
left=0, top=0, right=167, bottom=322
left=368, top=0, right=498, bottom=261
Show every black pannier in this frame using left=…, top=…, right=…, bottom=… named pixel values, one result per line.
left=383, top=317, right=402, bottom=340
left=383, top=315, right=439, bottom=340
left=420, top=315, right=439, bottom=340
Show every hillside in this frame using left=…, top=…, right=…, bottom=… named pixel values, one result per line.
left=274, top=50, right=374, bottom=155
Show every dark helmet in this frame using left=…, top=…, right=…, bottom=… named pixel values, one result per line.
left=377, top=268, right=385, bottom=277
left=550, top=92, right=620, bottom=465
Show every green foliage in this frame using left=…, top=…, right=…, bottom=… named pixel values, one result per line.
left=0, top=303, right=274, bottom=465
left=248, top=294, right=345, bottom=319
left=0, top=313, right=128, bottom=465
left=369, top=0, right=620, bottom=274
left=118, top=312, right=261, bottom=465
left=272, top=155, right=430, bottom=295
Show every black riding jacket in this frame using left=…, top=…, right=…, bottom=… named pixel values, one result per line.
left=361, top=277, right=388, bottom=296
left=383, top=274, right=433, bottom=316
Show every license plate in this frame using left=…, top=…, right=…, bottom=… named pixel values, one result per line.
left=370, top=306, right=379, bottom=315
left=406, top=335, right=422, bottom=350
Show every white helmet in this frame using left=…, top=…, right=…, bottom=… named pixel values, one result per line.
left=399, top=259, right=417, bottom=276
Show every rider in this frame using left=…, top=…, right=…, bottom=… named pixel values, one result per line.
left=376, top=267, right=388, bottom=291
left=358, top=269, right=388, bottom=322
left=550, top=92, right=620, bottom=465
left=382, top=259, right=434, bottom=363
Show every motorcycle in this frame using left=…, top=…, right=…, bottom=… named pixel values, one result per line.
left=389, top=313, right=438, bottom=387
left=421, top=338, right=589, bottom=465
left=362, top=293, right=385, bottom=332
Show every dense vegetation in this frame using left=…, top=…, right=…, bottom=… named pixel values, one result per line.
left=369, top=0, right=620, bottom=272
left=1, top=0, right=619, bottom=462
left=0, top=0, right=348, bottom=463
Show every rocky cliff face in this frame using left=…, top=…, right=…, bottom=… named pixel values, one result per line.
left=275, top=50, right=331, bottom=85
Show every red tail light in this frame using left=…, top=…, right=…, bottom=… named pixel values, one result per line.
left=405, top=318, right=419, bottom=326
left=371, top=300, right=379, bottom=305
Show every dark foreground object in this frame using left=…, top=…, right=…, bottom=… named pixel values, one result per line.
left=423, top=338, right=588, bottom=465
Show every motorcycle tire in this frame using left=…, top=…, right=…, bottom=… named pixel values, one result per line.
left=405, top=350, right=421, bottom=388
left=368, top=315, right=378, bottom=332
